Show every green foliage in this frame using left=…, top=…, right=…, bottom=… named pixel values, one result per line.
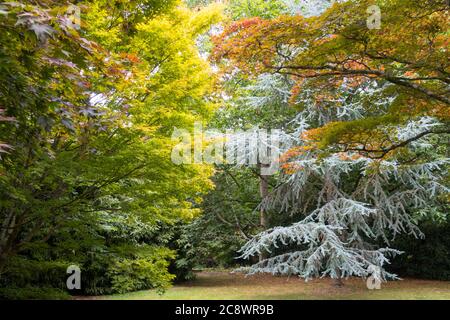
left=177, top=170, right=255, bottom=268
left=181, top=167, right=295, bottom=268
left=0, top=286, right=69, bottom=300
left=1, top=0, right=448, bottom=298
left=0, top=0, right=222, bottom=298
left=227, top=0, right=287, bottom=19
left=389, top=215, right=450, bottom=281
left=0, top=257, right=70, bottom=290
left=107, top=246, right=176, bottom=294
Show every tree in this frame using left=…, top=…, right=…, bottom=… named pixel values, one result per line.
left=212, top=0, right=449, bottom=156
left=0, top=0, right=222, bottom=296
left=212, top=0, right=449, bottom=285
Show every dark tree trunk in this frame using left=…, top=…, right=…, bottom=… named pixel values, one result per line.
left=258, top=163, right=270, bottom=262
left=333, top=269, right=344, bottom=287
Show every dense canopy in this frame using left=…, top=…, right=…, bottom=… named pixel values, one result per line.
left=0, top=0, right=448, bottom=299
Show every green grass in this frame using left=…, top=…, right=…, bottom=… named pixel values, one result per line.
left=85, top=271, right=450, bottom=300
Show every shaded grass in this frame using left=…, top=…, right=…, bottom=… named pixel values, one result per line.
left=84, top=271, right=450, bottom=300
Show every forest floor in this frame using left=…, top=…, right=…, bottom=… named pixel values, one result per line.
left=85, top=271, right=450, bottom=300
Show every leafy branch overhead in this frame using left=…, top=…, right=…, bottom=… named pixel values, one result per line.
left=212, top=0, right=449, bottom=157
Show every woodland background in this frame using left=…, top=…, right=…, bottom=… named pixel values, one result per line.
left=0, top=0, right=448, bottom=299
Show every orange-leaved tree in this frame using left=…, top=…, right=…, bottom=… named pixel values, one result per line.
left=212, top=0, right=449, bottom=159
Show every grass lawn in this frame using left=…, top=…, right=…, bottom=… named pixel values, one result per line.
left=88, top=271, right=450, bottom=300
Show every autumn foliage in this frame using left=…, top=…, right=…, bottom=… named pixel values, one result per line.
left=212, top=0, right=449, bottom=160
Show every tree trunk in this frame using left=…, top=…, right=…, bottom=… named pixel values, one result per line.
left=258, top=163, right=270, bottom=262
left=333, top=269, right=344, bottom=287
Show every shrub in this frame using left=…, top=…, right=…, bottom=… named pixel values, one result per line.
left=0, top=257, right=70, bottom=290
left=388, top=219, right=450, bottom=280
left=0, top=286, right=70, bottom=300
left=106, top=246, right=176, bottom=294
